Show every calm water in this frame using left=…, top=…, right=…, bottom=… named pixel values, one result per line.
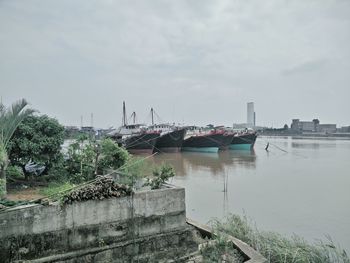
left=150, top=137, right=350, bottom=250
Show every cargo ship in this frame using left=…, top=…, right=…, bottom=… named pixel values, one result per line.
left=229, top=131, right=257, bottom=150
left=182, top=126, right=232, bottom=153
left=150, top=124, right=186, bottom=153
left=214, top=126, right=235, bottom=150
left=109, top=102, right=160, bottom=154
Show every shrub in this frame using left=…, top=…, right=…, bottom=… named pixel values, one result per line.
left=200, top=234, right=244, bottom=263
left=5, top=165, right=23, bottom=179
left=145, top=163, right=175, bottom=189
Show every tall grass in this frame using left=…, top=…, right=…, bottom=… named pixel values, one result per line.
left=39, top=182, right=74, bottom=198
left=211, top=214, right=349, bottom=263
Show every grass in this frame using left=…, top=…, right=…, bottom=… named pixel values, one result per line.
left=210, top=214, right=349, bottom=263
left=39, top=182, right=74, bottom=199
left=200, top=234, right=245, bottom=263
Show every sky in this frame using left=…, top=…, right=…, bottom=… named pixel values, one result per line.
left=1, top=0, right=349, bottom=128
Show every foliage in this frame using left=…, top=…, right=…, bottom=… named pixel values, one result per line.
left=0, top=178, right=5, bottom=197
left=64, top=138, right=130, bottom=184
left=145, top=163, right=175, bottom=189
left=117, top=157, right=153, bottom=187
left=5, top=165, right=24, bottom=179
left=211, top=214, right=350, bottom=263
left=200, top=234, right=244, bottom=263
left=97, top=138, right=129, bottom=174
left=0, top=198, right=30, bottom=208
left=45, top=154, right=69, bottom=182
left=0, top=99, right=34, bottom=197
left=7, top=114, right=65, bottom=178
left=64, top=139, right=96, bottom=183
left=39, top=182, right=74, bottom=197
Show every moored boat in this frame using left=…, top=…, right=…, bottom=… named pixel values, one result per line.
left=213, top=126, right=235, bottom=150
left=150, top=124, right=186, bottom=153
left=109, top=124, right=160, bottom=154
left=122, top=130, right=160, bottom=154
left=182, top=126, right=229, bottom=153
left=108, top=102, right=160, bottom=154
left=229, top=131, right=257, bottom=150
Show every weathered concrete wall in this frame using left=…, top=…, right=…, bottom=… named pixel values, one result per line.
left=0, top=186, right=188, bottom=262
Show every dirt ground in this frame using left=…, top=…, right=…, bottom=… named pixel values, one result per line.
left=6, top=188, right=45, bottom=201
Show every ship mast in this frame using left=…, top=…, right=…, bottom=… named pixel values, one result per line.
left=122, top=101, right=127, bottom=126
left=131, top=111, right=137, bottom=124
left=151, top=108, right=154, bottom=125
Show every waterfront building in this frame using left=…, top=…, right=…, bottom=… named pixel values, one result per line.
left=291, top=119, right=336, bottom=133
left=291, top=119, right=316, bottom=132
left=247, top=102, right=255, bottom=127
left=338, top=126, right=350, bottom=133
left=318, top=124, right=337, bottom=133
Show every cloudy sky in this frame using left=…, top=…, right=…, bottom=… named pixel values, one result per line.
left=1, top=0, right=349, bottom=128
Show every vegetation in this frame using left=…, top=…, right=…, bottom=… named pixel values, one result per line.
left=39, top=182, right=74, bottom=197
left=200, top=234, right=244, bottom=263
left=0, top=99, right=34, bottom=198
left=8, top=114, right=65, bottom=180
left=145, top=163, right=175, bottom=189
left=64, top=137, right=129, bottom=183
left=210, top=214, right=349, bottom=263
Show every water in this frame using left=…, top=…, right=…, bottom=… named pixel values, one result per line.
left=150, top=136, right=350, bottom=251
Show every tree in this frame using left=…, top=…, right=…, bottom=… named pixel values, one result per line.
left=64, top=138, right=129, bottom=183
left=97, top=138, right=129, bottom=174
left=0, top=99, right=34, bottom=198
left=8, top=115, right=65, bottom=180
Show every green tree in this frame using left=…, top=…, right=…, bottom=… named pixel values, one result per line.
left=65, top=138, right=129, bottom=183
left=7, top=115, right=65, bottom=180
left=97, top=138, right=129, bottom=174
left=0, top=99, right=34, bottom=198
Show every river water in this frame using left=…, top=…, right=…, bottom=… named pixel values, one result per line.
left=150, top=136, right=350, bottom=251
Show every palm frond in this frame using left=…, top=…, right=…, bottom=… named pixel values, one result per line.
left=0, top=99, right=35, bottom=148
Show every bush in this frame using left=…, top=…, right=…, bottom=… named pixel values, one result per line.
left=200, top=234, right=244, bottom=263
left=145, top=163, right=175, bottom=189
left=97, top=138, right=129, bottom=174
left=5, top=165, right=23, bottom=179
left=63, top=138, right=130, bottom=184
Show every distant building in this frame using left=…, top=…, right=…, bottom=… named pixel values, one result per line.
left=318, top=124, right=337, bottom=133
left=338, top=126, right=350, bottom=133
left=291, top=119, right=336, bottom=133
left=291, top=119, right=317, bottom=132
left=247, top=102, right=255, bottom=127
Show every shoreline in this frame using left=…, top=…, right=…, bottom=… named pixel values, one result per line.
left=258, top=134, right=350, bottom=140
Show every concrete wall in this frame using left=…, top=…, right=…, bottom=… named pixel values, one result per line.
left=0, top=186, right=188, bottom=262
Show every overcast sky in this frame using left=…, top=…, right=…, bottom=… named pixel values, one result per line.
left=1, top=0, right=349, bottom=128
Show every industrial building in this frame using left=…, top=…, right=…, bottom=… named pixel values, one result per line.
left=291, top=119, right=336, bottom=133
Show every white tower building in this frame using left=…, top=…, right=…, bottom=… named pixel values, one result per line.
left=247, top=102, right=255, bottom=127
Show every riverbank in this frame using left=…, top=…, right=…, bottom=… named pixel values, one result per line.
left=259, top=132, right=350, bottom=139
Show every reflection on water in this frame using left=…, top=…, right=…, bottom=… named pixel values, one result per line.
left=292, top=142, right=320, bottom=149
left=147, top=137, right=350, bottom=251
left=152, top=150, right=257, bottom=176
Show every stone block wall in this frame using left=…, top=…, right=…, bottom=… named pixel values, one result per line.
left=0, top=186, right=188, bottom=262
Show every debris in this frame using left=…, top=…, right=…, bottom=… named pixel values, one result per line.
left=62, top=176, right=132, bottom=204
